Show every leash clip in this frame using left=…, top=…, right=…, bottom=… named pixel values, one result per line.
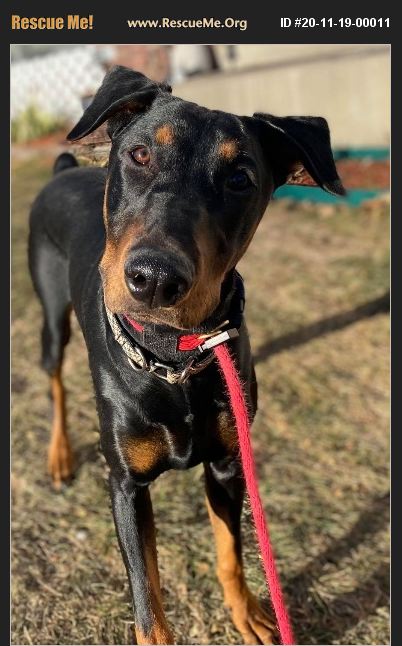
left=145, top=352, right=215, bottom=385
left=198, top=328, right=239, bottom=353
left=148, top=360, right=175, bottom=382
left=177, top=352, right=215, bottom=384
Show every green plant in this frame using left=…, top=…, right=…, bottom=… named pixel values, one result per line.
left=11, top=104, right=66, bottom=143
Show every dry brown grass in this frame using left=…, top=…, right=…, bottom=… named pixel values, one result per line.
left=12, top=156, right=389, bottom=645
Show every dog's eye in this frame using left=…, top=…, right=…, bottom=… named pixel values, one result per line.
left=131, top=146, right=151, bottom=166
left=226, top=169, right=252, bottom=191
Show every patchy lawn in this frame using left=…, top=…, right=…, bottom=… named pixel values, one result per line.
left=11, top=156, right=389, bottom=645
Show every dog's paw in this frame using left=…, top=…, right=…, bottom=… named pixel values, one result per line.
left=48, top=435, right=74, bottom=490
left=231, top=591, right=277, bottom=645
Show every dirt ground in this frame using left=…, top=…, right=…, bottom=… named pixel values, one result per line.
left=11, top=155, right=389, bottom=646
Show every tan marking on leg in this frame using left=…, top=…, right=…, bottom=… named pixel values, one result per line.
left=218, top=139, right=239, bottom=161
left=48, top=370, right=73, bottom=489
left=205, top=496, right=276, bottom=644
left=135, top=489, right=174, bottom=644
left=155, top=124, right=174, bottom=145
left=136, top=624, right=174, bottom=645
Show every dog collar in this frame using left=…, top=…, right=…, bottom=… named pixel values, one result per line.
left=104, top=271, right=245, bottom=384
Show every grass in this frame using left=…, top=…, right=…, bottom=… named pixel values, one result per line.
left=11, top=156, right=389, bottom=645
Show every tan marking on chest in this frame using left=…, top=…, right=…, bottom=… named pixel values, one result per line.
left=215, top=409, right=238, bottom=453
left=155, top=124, right=174, bottom=145
left=123, top=431, right=166, bottom=473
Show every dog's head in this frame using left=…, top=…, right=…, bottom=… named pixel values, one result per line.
left=68, top=66, right=345, bottom=329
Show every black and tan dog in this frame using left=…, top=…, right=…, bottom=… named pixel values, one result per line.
left=28, top=66, right=344, bottom=645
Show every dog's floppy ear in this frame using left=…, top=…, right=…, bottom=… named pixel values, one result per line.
left=251, top=113, right=346, bottom=197
left=67, top=66, right=172, bottom=141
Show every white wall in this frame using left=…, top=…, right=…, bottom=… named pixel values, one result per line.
left=175, top=46, right=390, bottom=148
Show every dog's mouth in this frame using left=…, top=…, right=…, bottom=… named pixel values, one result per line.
left=120, top=288, right=221, bottom=331
left=123, top=308, right=191, bottom=331
left=118, top=270, right=236, bottom=332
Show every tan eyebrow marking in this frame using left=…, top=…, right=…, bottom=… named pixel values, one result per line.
left=218, top=139, right=239, bottom=161
left=155, top=123, right=174, bottom=145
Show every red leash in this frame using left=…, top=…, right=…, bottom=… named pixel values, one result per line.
left=124, top=315, right=295, bottom=643
left=214, top=343, right=295, bottom=646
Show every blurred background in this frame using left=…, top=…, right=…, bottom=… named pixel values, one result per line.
left=11, top=44, right=390, bottom=204
left=11, top=45, right=389, bottom=646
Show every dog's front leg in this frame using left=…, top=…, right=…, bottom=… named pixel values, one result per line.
left=204, top=459, right=276, bottom=645
left=109, top=472, right=174, bottom=645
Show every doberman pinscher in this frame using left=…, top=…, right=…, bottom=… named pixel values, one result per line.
left=28, top=66, right=344, bottom=645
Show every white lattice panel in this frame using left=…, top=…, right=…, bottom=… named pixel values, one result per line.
left=11, top=46, right=106, bottom=122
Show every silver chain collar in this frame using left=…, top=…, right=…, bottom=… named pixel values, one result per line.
left=105, top=305, right=219, bottom=384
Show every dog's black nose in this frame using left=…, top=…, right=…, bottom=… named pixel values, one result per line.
left=125, top=252, right=190, bottom=308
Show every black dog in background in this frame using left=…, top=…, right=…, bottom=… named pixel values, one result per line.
left=28, top=66, right=344, bottom=644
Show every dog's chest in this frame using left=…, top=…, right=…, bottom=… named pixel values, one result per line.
left=121, top=396, right=237, bottom=480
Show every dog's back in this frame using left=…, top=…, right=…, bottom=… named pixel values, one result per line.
left=29, top=156, right=107, bottom=263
